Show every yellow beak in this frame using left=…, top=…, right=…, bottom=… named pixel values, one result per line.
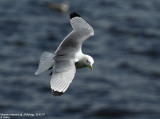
left=89, top=65, right=93, bottom=71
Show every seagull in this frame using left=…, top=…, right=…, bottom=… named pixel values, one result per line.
left=35, top=12, right=94, bottom=96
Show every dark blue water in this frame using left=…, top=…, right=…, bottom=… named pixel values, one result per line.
left=0, top=0, right=160, bottom=119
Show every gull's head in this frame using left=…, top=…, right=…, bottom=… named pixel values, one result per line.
left=83, top=55, right=94, bottom=70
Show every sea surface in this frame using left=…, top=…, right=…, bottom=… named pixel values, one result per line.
left=0, top=0, right=160, bottom=119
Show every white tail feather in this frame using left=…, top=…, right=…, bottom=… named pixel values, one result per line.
left=35, top=52, right=54, bottom=75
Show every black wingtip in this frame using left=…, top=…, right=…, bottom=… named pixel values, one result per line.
left=70, top=12, right=81, bottom=19
left=51, top=89, right=64, bottom=96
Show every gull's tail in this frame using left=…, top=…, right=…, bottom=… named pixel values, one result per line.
left=35, top=51, right=54, bottom=75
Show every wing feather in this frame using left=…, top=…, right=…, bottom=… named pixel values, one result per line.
left=50, top=59, right=76, bottom=96
left=70, top=13, right=94, bottom=34
left=55, top=13, right=94, bottom=58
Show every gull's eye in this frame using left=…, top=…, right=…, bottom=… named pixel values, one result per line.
left=86, top=60, right=89, bottom=63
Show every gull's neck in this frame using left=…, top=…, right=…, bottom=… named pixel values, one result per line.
left=75, top=50, right=84, bottom=62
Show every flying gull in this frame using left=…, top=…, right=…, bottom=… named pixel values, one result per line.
left=35, top=12, right=94, bottom=96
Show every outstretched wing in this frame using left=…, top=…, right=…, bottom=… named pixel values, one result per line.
left=70, top=12, right=94, bottom=33
left=50, top=59, right=76, bottom=96
left=55, top=12, right=94, bottom=58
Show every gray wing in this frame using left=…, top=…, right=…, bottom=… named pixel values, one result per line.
left=55, top=12, right=94, bottom=58
left=50, top=59, right=76, bottom=96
